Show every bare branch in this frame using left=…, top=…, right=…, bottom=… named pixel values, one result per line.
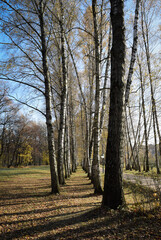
left=8, top=94, right=46, bottom=117
left=0, top=76, right=45, bottom=96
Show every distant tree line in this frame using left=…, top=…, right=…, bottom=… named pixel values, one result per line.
left=0, top=90, right=48, bottom=167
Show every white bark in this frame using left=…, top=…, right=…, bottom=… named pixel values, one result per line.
left=57, top=0, right=68, bottom=184
left=39, top=0, right=60, bottom=194
left=92, top=0, right=102, bottom=194
left=125, top=0, right=140, bottom=104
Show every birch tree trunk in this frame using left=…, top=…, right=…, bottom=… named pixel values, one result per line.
left=100, top=24, right=111, bottom=135
left=64, top=106, right=71, bottom=179
left=68, top=69, right=77, bottom=173
left=125, top=0, right=140, bottom=104
left=125, top=107, right=134, bottom=170
left=128, top=106, right=141, bottom=171
left=138, top=56, right=149, bottom=172
left=92, top=0, right=102, bottom=194
left=87, top=57, right=93, bottom=179
left=69, top=89, right=77, bottom=172
left=141, top=4, right=160, bottom=174
left=125, top=122, right=131, bottom=170
left=66, top=88, right=71, bottom=177
left=57, top=0, right=68, bottom=184
left=102, top=0, right=125, bottom=209
left=39, top=0, right=59, bottom=194
left=66, top=114, right=71, bottom=177
left=65, top=37, right=89, bottom=174
left=153, top=113, right=159, bottom=174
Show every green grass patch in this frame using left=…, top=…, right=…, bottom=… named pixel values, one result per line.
left=0, top=165, right=50, bottom=180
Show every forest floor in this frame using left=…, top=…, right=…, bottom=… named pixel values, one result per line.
left=0, top=166, right=161, bottom=240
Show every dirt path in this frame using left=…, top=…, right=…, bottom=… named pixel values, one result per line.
left=123, top=173, right=161, bottom=191
left=0, top=167, right=161, bottom=239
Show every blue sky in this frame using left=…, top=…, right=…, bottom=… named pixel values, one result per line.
left=0, top=0, right=161, bottom=126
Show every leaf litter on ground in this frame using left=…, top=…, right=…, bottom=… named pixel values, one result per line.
left=0, top=166, right=160, bottom=239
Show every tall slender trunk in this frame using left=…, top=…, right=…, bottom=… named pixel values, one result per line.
left=153, top=113, right=159, bottom=174
left=65, top=37, right=89, bottom=174
left=51, top=87, right=59, bottom=130
left=141, top=4, right=160, bottom=173
left=103, top=0, right=125, bottom=209
left=66, top=92, right=71, bottom=177
left=64, top=125, right=68, bottom=179
left=88, top=55, right=93, bottom=179
left=138, top=56, right=149, bottom=172
left=64, top=108, right=70, bottom=179
left=66, top=116, right=71, bottom=177
left=89, top=53, right=95, bottom=164
left=92, top=0, right=102, bottom=194
left=125, top=122, right=131, bottom=170
left=0, top=124, right=5, bottom=158
left=99, top=0, right=104, bottom=63
left=100, top=24, right=111, bottom=135
left=39, top=0, right=59, bottom=194
left=80, top=102, right=86, bottom=170
left=57, top=0, right=68, bottom=184
left=125, top=0, right=140, bottom=104
left=125, top=106, right=134, bottom=170
left=128, top=106, right=141, bottom=171
left=69, top=88, right=77, bottom=172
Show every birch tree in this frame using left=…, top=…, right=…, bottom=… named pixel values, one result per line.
left=125, top=0, right=140, bottom=104
left=0, top=0, right=60, bottom=193
left=38, top=0, right=60, bottom=192
left=137, top=54, right=149, bottom=172
left=102, top=0, right=125, bottom=209
left=92, top=0, right=103, bottom=194
left=141, top=0, right=160, bottom=173
left=56, top=0, right=67, bottom=185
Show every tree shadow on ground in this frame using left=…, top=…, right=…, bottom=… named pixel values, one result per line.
left=1, top=206, right=160, bottom=240
left=1, top=168, right=160, bottom=240
left=38, top=207, right=161, bottom=240
left=0, top=202, right=95, bottom=218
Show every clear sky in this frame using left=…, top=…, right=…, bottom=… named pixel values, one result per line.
left=0, top=0, right=161, bottom=127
